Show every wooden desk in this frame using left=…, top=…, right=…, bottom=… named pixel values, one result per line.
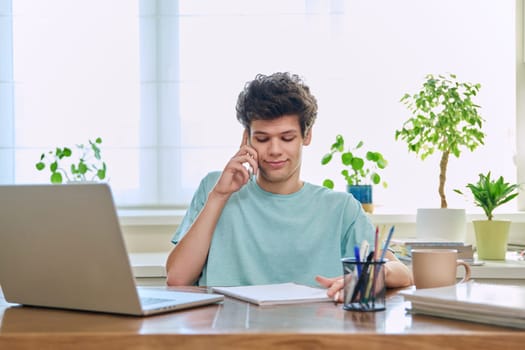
left=0, top=286, right=523, bottom=350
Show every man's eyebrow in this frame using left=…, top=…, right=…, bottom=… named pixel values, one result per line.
left=252, top=130, right=299, bottom=136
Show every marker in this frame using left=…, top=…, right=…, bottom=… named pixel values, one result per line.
left=359, top=240, right=369, bottom=262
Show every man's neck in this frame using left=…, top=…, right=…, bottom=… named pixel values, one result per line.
left=255, top=177, right=304, bottom=195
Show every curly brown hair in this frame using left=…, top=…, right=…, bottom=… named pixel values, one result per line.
left=236, top=72, right=318, bottom=137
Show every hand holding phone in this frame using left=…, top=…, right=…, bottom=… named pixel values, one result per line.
left=213, top=130, right=258, bottom=196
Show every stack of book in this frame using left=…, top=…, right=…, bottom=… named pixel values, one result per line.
left=400, top=281, right=525, bottom=329
left=390, top=238, right=474, bottom=262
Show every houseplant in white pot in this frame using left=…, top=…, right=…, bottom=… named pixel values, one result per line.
left=35, top=137, right=108, bottom=183
left=455, top=172, right=521, bottom=260
left=396, top=73, right=485, bottom=241
left=321, top=134, right=388, bottom=213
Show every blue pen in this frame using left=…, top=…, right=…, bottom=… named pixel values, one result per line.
left=379, top=225, right=395, bottom=262
left=354, top=245, right=362, bottom=276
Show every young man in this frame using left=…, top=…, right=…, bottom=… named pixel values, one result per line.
left=166, top=72, right=412, bottom=302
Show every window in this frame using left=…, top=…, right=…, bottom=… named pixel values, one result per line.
left=1, top=0, right=519, bottom=213
left=4, top=0, right=144, bottom=205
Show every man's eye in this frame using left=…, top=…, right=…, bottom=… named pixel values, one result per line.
left=283, top=137, right=296, bottom=142
left=255, top=138, right=268, bottom=143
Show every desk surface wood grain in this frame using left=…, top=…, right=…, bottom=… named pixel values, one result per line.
left=0, top=286, right=523, bottom=350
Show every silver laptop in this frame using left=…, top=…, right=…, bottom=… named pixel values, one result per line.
left=0, top=183, right=223, bottom=316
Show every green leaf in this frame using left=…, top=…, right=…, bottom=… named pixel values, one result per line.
left=35, top=162, right=45, bottom=171
left=366, top=151, right=378, bottom=162
left=90, top=139, right=102, bottom=159
left=371, top=173, right=380, bottom=185
left=322, top=179, right=334, bottom=189
left=51, top=172, right=63, bottom=184
left=78, top=162, right=88, bottom=174
left=332, top=134, right=344, bottom=152
left=377, top=158, right=387, bottom=169
left=321, top=153, right=333, bottom=165
left=97, top=168, right=106, bottom=180
left=350, top=157, right=364, bottom=171
left=341, top=152, right=353, bottom=166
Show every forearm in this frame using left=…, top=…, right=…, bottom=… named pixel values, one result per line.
left=166, top=191, right=230, bottom=286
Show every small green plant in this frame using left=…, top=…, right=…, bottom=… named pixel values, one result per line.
left=454, top=172, right=521, bottom=220
left=321, top=134, right=388, bottom=189
left=35, top=137, right=107, bottom=184
left=396, top=73, right=485, bottom=208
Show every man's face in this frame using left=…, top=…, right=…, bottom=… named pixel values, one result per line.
left=249, top=115, right=311, bottom=192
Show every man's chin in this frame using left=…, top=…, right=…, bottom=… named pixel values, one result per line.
left=258, top=170, right=292, bottom=184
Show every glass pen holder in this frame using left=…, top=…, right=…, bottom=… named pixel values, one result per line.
left=341, top=257, right=386, bottom=312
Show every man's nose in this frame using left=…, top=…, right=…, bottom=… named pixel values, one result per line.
left=268, top=138, right=282, bottom=154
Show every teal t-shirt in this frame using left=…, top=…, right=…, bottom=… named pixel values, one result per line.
left=172, top=171, right=374, bottom=287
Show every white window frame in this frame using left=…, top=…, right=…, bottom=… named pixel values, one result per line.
left=0, top=0, right=14, bottom=184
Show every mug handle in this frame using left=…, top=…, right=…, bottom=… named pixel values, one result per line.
left=456, top=259, right=471, bottom=283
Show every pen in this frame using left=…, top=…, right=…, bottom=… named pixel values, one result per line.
left=354, top=245, right=362, bottom=276
left=370, top=226, right=395, bottom=306
left=379, top=225, right=395, bottom=262
left=350, top=251, right=375, bottom=303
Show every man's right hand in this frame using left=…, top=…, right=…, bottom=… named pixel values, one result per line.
left=212, top=130, right=258, bottom=197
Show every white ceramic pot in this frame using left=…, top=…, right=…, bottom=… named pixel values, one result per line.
left=416, top=208, right=466, bottom=242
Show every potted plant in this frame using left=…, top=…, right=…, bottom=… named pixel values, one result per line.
left=321, top=134, right=388, bottom=213
left=455, top=172, right=521, bottom=260
left=35, top=137, right=108, bottom=184
left=396, top=73, right=485, bottom=241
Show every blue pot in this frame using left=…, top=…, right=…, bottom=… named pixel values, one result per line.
left=347, top=185, right=372, bottom=204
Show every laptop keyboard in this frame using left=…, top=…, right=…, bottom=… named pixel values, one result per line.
left=140, top=297, right=174, bottom=306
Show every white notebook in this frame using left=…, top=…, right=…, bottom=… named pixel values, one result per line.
left=212, top=283, right=332, bottom=306
left=400, top=281, right=525, bottom=329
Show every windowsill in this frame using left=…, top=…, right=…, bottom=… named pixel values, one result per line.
left=372, top=212, right=525, bottom=224
left=130, top=252, right=169, bottom=278
left=128, top=251, right=525, bottom=281
left=118, top=209, right=186, bottom=227
left=117, top=208, right=525, bottom=227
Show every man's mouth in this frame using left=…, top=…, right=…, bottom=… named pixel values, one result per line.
left=265, top=160, right=287, bottom=169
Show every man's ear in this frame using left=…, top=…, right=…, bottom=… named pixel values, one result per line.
left=303, top=128, right=313, bottom=146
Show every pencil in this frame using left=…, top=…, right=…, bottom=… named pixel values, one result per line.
left=373, top=226, right=379, bottom=261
